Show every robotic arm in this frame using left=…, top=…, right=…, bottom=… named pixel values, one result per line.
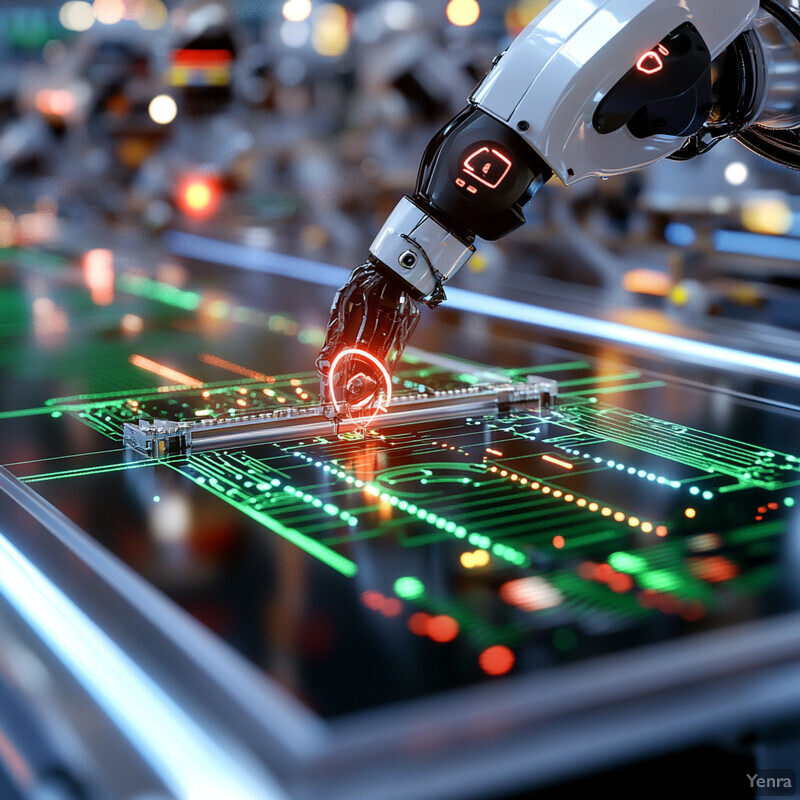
left=318, top=0, right=800, bottom=426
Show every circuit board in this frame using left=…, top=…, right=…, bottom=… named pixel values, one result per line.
left=1, top=245, right=799, bottom=719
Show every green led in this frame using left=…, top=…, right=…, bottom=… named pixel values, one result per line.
left=702, top=490, right=713, bottom=500
left=50, top=411, right=62, bottom=418
left=407, top=504, right=418, bottom=514
left=416, top=508, right=427, bottom=519
left=690, top=487, right=700, bottom=496
left=398, top=500, right=408, bottom=510
left=394, top=576, right=425, bottom=600
left=445, top=521, right=457, bottom=533
left=609, top=551, right=647, bottom=574
left=153, top=495, right=160, bottom=503
left=454, top=526, right=467, bottom=538
left=641, top=570, right=679, bottom=592
left=786, top=498, right=796, bottom=508
left=468, top=533, right=481, bottom=546
left=426, top=513, right=438, bottom=524
left=323, top=504, right=338, bottom=516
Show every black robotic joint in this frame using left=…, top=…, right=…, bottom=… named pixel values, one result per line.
left=413, top=106, right=552, bottom=242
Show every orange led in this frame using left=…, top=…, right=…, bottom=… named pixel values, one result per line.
left=577, top=498, right=587, bottom=507
left=552, top=535, right=565, bottom=549
left=129, top=354, right=203, bottom=388
left=519, top=478, right=528, bottom=485
left=408, top=612, right=431, bottom=636
left=553, top=490, right=563, bottom=498
left=479, top=645, right=515, bottom=676
left=500, top=470, right=508, bottom=477
left=685, top=508, right=697, bottom=519
left=601, top=507, right=612, bottom=517
left=531, top=482, right=540, bottom=490
left=490, top=466, right=498, bottom=473
left=609, top=573, right=634, bottom=593
left=564, top=494, right=574, bottom=502
left=641, top=522, right=653, bottom=533
left=656, top=525, right=668, bottom=537
left=510, top=474, right=519, bottom=481
left=588, top=502, right=599, bottom=512
left=542, top=455, right=574, bottom=470
left=542, top=486, right=551, bottom=494
left=236, top=398, right=247, bottom=407
left=361, top=591, right=383, bottom=610
left=428, top=615, right=459, bottom=643
left=628, top=516, right=640, bottom=527
left=202, top=390, right=210, bottom=398
left=613, top=511, right=625, bottom=522
left=381, top=598, right=403, bottom=618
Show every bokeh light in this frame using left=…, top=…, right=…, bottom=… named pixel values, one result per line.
left=148, top=95, right=178, bottom=125
left=446, top=0, right=480, bottom=27
left=312, top=4, right=350, bottom=57
left=479, top=645, right=515, bottom=676
left=93, top=0, right=125, bottom=25
left=59, top=1, right=95, bottom=31
left=283, top=0, right=313, bottom=22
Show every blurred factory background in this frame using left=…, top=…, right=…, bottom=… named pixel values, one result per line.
left=1, top=0, right=799, bottom=335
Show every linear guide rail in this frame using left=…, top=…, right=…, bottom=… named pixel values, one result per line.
left=123, top=376, right=558, bottom=458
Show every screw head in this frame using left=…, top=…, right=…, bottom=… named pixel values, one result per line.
left=399, top=250, right=417, bottom=269
left=517, top=120, right=530, bottom=132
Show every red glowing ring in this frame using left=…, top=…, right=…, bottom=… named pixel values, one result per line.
left=328, top=347, right=393, bottom=428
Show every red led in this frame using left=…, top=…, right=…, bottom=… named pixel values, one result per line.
left=636, top=50, right=664, bottom=75
left=462, top=146, right=513, bottom=190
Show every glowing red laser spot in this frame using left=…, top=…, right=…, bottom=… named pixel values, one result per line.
left=328, top=347, right=393, bottom=429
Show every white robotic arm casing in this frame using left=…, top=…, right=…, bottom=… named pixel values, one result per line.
left=472, top=0, right=760, bottom=184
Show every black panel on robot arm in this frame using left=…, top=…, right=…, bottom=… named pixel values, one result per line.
left=593, top=22, right=713, bottom=140
left=412, top=106, right=553, bottom=242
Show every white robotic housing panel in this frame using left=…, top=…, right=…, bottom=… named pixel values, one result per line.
left=472, top=0, right=760, bottom=183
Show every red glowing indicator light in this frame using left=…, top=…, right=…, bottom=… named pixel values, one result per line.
left=177, top=176, right=221, bottom=220
left=462, top=146, right=513, bottom=189
left=636, top=50, right=664, bottom=75
left=328, top=347, right=393, bottom=429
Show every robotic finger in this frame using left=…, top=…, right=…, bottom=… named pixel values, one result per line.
left=316, top=263, right=420, bottom=431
